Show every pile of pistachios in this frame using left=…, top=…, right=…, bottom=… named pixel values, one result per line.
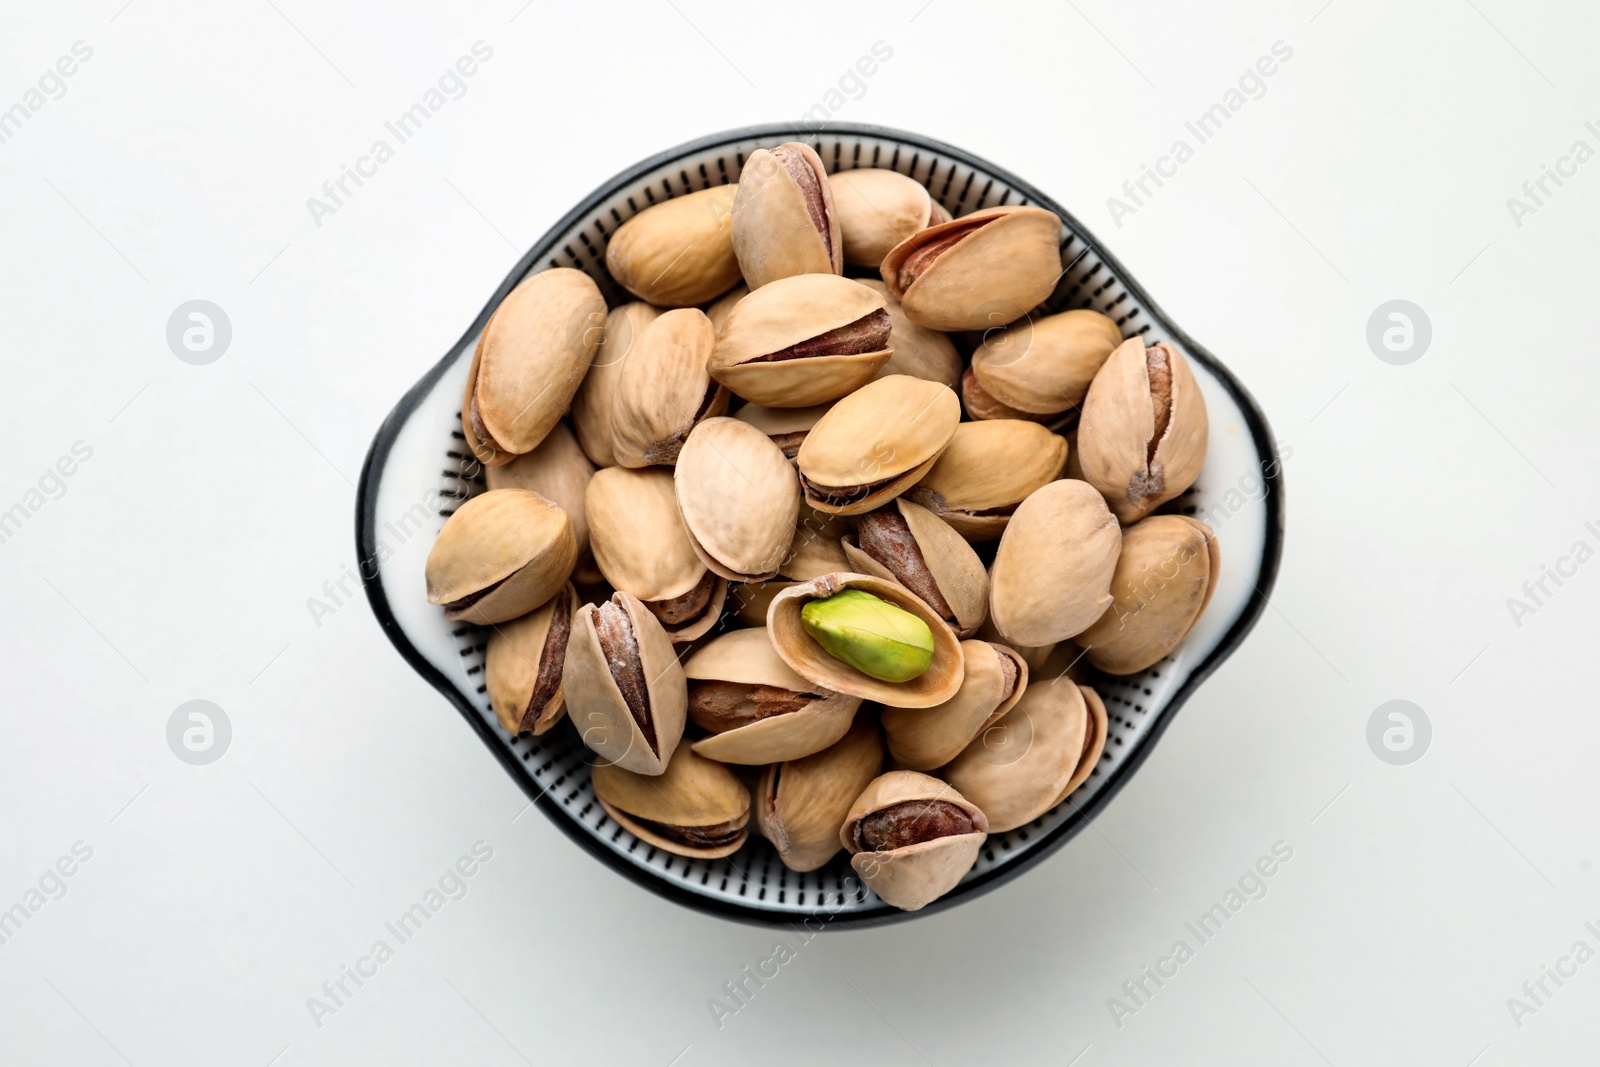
left=424, top=142, right=1218, bottom=912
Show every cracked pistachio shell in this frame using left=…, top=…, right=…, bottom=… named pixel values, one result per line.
left=882, top=640, right=1028, bottom=771
left=675, top=417, right=802, bottom=582
left=840, top=498, right=989, bottom=638
left=734, top=402, right=833, bottom=460
left=462, top=268, right=606, bottom=466
left=485, top=421, right=594, bottom=561
left=988, top=480, right=1120, bottom=646
left=592, top=745, right=748, bottom=858
left=779, top=508, right=852, bottom=580
left=1079, top=338, right=1209, bottom=522
left=971, top=309, right=1122, bottom=415
left=758, top=713, right=884, bottom=872
left=943, top=673, right=1106, bottom=833
left=908, top=420, right=1069, bottom=542
left=840, top=771, right=988, bottom=911
left=828, top=168, right=949, bottom=268
left=709, top=274, right=891, bottom=407
left=731, top=143, right=841, bottom=288
left=605, top=185, right=742, bottom=307
left=769, top=573, right=963, bottom=708
left=880, top=206, right=1063, bottom=332
left=685, top=627, right=861, bottom=765
left=1077, top=516, right=1219, bottom=675
left=571, top=302, right=661, bottom=467
left=564, top=591, right=687, bottom=776
left=612, top=308, right=730, bottom=467
left=425, top=489, right=577, bottom=625
left=795, top=375, right=960, bottom=517
left=485, top=583, right=577, bottom=736
left=731, top=579, right=797, bottom=627
left=857, top=279, right=962, bottom=391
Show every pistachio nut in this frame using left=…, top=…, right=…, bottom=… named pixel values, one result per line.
left=779, top=508, right=852, bottom=581
left=857, top=279, right=962, bottom=390
left=971, top=309, right=1122, bottom=416
left=571, top=302, right=661, bottom=467
left=802, top=588, right=934, bottom=683
left=827, top=168, right=950, bottom=268
left=768, top=573, right=964, bottom=708
left=734, top=402, right=833, bottom=460
left=611, top=308, right=730, bottom=467
left=674, top=417, right=801, bottom=582
left=731, top=579, right=797, bottom=627
left=585, top=466, right=726, bottom=641
left=757, top=713, right=885, bottom=872
left=795, top=374, right=960, bottom=516
left=485, top=420, right=595, bottom=567
left=943, top=673, right=1106, bottom=833
left=1076, top=515, right=1219, bottom=675
left=880, top=206, right=1063, bottom=331
left=424, top=488, right=577, bottom=625
left=988, top=479, right=1121, bottom=646
left=976, top=614, right=1055, bottom=672
left=591, top=744, right=748, bottom=858
left=462, top=268, right=606, bottom=466
left=1078, top=337, right=1209, bottom=523
left=840, top=498, right=988, bottom=637
left=604, top=185, right=742, bottom=307
left=882, top=640, right=1028, bottom=771
left=907, top=420, right=1068, bottom=542
left=564, top=590, right=687, bottom=775
left=840, top=771, right=988, bottom=911
left=961, top=366, right=1048, bottom=423
left=704, top=282, right=749, bottom=332
left=708, top=274, right=892, bottom=407
left=685, top=627, right=861, bottom=765
left=731, top=142, right=841, bottom=288
left=485, top=582, right=577, bottom=735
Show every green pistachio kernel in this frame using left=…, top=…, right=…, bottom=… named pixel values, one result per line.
left=799, top=588, right=934, bottom=683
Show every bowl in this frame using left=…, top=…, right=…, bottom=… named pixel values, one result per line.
left=356, top=122, right=1284, bottom=927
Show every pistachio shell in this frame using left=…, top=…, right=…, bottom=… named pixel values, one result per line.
left=779, top=508, right=853, bottom=580
left=769, top=573, right=964, bottom=708
left=731, top=143, right=842, bottom=288
left=734, top=402, right=833, bottom=460
left=858, top=279, right=962, bottom=390
left=564, top=591, right=687, bottom=775
left=907, top=420, right=1068, bottom=541
left=976, top=614, right=1056, bottom=672
left=757, top=713, right=884, bottom=871
left=840, top=498, right=988, bottom=637
left=840, top=771, right=988, bottom=911
left=704, top=282, right=749, bottom=331
left=591, top=745, right=749, bottom=858
left=462, top=268, right=606, bottom=465
left=605, top=185, right=742, bottom=307
left=1076, top=516, right=1219, bottom=674
left=988, top=480, right=1121, bottom=646
left=880, top=206, right=1063, bottom=331
left=484, top=583, right=577, bottom=735
left=731, top=579, right=797, bottom=627
left=882, top=641, right=1028, bottom=770
left=571, top=302, right=661, bottom=467
left=1078, top=338, right=1209, bottom=522
left=709, top=274, right=891, bottom=407
left=611, top=308, right=730, bottom=467
left=485, top=421, right=595, bottom=560
left=795, top=375, right=960, bottom=516
left=685, top=627, right=861, bottom=764
left=971, top=309, right=1122, bottom=415
left=424, top=489, right=577, bottom=624
left=827, top=169, right=942, bottom=268
left=673, top=417, right=801, bottom=583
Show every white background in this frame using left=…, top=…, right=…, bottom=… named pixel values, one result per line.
left=0, top=1, right=1594, bottom=1064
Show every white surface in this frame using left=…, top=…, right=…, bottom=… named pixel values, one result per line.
left=0, top=1, right=1592, bottom=1064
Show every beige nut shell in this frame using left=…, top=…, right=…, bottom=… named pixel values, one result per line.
left=485, top=421, right=595, bottom=561
left=1076, top=515, right=1219, bottom=675
left=731, top=144, right=842, bottom=288
left=611, top=308, right=730, bottom=467
left=424, top=489, right=577, bottom=625
left=840, top=771, right=988, bottom=912
left=571, top=302, right=661, bottom=467
left=758, top=713, right=884, bottom=872
left=828, top=168, right=944, bottom=268
left=988, top=480, right=1121, bottom=646
left=484, top=582, right=577, bottom=736
left=563, top=591, right=687, bottom=775
left=908, top=420, right=1068, bottom=541
left=971, top=309, right=1123, bottom=415
left=604, top=185, right=742, bottom=307
left=674, top=417, right=801, bottom=582
left=882, top=640, right=1028, bottom=771
left=795, top=375, right=960, bottom=516
left=592, top=745, right=749, bottom=858
left=840, top=498, right=989, bottom=638
left=857, top=279, right=962, bottom=390
left=880, top=206, right=1062, bottom=332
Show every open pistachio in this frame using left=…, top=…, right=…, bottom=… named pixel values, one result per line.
left=882, top=640, right=1027, bottom=771
left=731, top=142, right=841, bottom=288
left=1076, top=516, right=1219, bottom=674
left=591, top=745, right=748, bottom=858
left=571, top=302, right=661, bottom=467
left=988, top=480, right=1121, bottom=646
left=840, top=498, right=988, bottom=637
left=564, top=590, right=687, bottom=775
left=802, top=588, right=934, bottom=683
left=462, top=268, right=606, bottom=466
left=605, top=185, right=742, bottom=307
left=709, top=274, right=891, bottom=407
left=907, top=420, right=1068, bottom=542
left=685, top=627, right=861, bottom=764
left=485, top=421, right=595, bottom=573
left=757, top=712, right=884, bottom=872
left=779, top=508, right=853, bottom=580
left=795, top=374, right=960, bottom=516
left=880, top=206, right=1062, bottom=331
left=1078, top=337, right=1209, bottom=523
left=971, top=309, right=1122, bottom=416
left=611, top=308, right=730, bottom=467
left=734, top=402, right=833, bottom=460
left=485, top=583, right=577, bottom=735
left=840, top=771, right=988, bottom=911
left=769, top=573, right=964, bottom=707
left=674, top=417, right=801, bottom=583
left=827, top=168, right=950, bottom=268
left=425, top=489, right=577, bottom=625
left=585, top=466, right=726, bottom=641
left=857, top=279, right=962, bottom=390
